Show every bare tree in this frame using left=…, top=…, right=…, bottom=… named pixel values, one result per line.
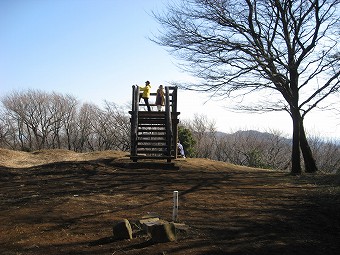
left=183, top=114, right=217, bottom=158
left=102, top=101, right=131, bottom=151
left=0, top=107, right=17, bottom=149
left=1, top=90, right=80, bottom=151
left=262, top=129, right=291, bottom=170
left=0, top=90, right=132, bottom=152
left=58, top=95, right=79, bottom=150
left=308, top=135, right=340, bottom=173
left=1, top=90, right=49, bottom=150
left=215, top=132, right=246, bottom=165
left=153, top=0, right=340, bottom=174
left=74, top=103, right=98, bottom=152
left=47, top=93, right=79, bottom=149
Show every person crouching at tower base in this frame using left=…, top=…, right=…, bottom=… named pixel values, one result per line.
left=177, top=141, right=186, bottom=158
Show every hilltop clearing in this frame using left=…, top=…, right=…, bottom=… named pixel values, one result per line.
left=0, top=149, right=339, bottom=255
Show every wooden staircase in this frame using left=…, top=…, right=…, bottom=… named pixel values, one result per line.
left=136, top=112, right=170, bottom=157
left=129, top=85, right=179, bottom=162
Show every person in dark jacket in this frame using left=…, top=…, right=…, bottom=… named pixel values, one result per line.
left=156, top=85, right=165, bottom=111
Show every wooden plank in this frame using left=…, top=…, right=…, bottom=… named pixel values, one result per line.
left=130, top=155, right=175, bottom=160
left=138, top=134, right=166, bottom=138
left=137, top=145, right=167, bottom=148
left=137, top=140, right=167, bottom=143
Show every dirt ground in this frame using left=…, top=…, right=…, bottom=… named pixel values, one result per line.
left=0, top=149, right=339, bottom=255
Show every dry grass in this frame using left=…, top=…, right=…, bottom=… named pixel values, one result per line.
left=0, top=148, right=127, bottom=168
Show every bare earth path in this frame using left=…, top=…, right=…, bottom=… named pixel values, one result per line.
left=0, top=149, right=339, bottom=254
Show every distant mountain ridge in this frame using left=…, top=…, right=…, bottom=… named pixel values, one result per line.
left=215, top=130, right=292, bottom=144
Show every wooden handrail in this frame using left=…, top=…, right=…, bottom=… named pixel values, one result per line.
left=138, top=86, right=177, bottom=110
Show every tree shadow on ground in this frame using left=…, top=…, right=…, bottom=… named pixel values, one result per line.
left=0, top=158, right=339, bottom=255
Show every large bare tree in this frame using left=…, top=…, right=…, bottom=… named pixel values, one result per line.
left=153, top=0, right=340, bottom=174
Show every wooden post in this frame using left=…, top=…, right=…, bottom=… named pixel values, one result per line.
left=172, top=190, right=179, bottom=222
left=165, top=87, right=172, bottom=160
left=130, top=85, right=139, bottom=159
left=171, top=87, right=178, bottom=159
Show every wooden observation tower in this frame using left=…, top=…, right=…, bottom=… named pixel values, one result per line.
left=129, top=85, right=180, bottom=162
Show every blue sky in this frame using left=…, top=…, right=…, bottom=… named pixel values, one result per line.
left=0, top=0, right=176, bottom=102
left=1, top=0, right=339, bottom=139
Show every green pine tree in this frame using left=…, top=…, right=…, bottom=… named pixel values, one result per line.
left=178, top=126, right=196, bottom=158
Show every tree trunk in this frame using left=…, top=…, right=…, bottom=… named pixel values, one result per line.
left=291, top=108, right=302, bottom=175
left=299, top=118, right=318, bottom=173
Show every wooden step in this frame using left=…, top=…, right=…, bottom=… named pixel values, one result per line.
left=137, top=146, right=167, bottom=150
left=137, top=144, right=167, bottom=152
left=138, top=111, right=166, bottom=116
left=137, top=139, right=169, bottom=143
left=130, top=155, right=175, bottom=162
left=138, top=129, right=166, bottom=133
left=134, top=154, right=174, bottom=160
left=133, top=154, right=175, bottom=160
left=138, top=116, right=166, bottom=120
left=138, top=123, right=166, bottom=128
left=138, top=124, right=166, bottom=127
left=137, top=139, right=167, bottom=143
left=137, top=132, right=166, bottom=136
left=136, top=150, right=168, bottom=155
left=138, top=134, right=166, bottom=137
left=138, top=113, right=166, bottom=118
left=137, top=146, right=174, bottom=150
left=138, top=125, right=166, bottom=129
left=138, top=119, right=166, bottom=125
left=137, top=146, right=167, bottom=149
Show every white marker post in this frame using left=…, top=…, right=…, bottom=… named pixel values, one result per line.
left=172, top=190, right=179, bottom=222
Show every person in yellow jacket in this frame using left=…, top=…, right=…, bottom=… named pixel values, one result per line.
left=139, top=80, right=152, bottom=111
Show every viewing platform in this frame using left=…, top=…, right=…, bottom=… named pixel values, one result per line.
left=129, top=85, right=180, bottom=162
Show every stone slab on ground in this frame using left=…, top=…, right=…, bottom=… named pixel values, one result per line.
left=112, top=219, right=133, bottom=240
left=148, top=221, right=177, bottom=243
